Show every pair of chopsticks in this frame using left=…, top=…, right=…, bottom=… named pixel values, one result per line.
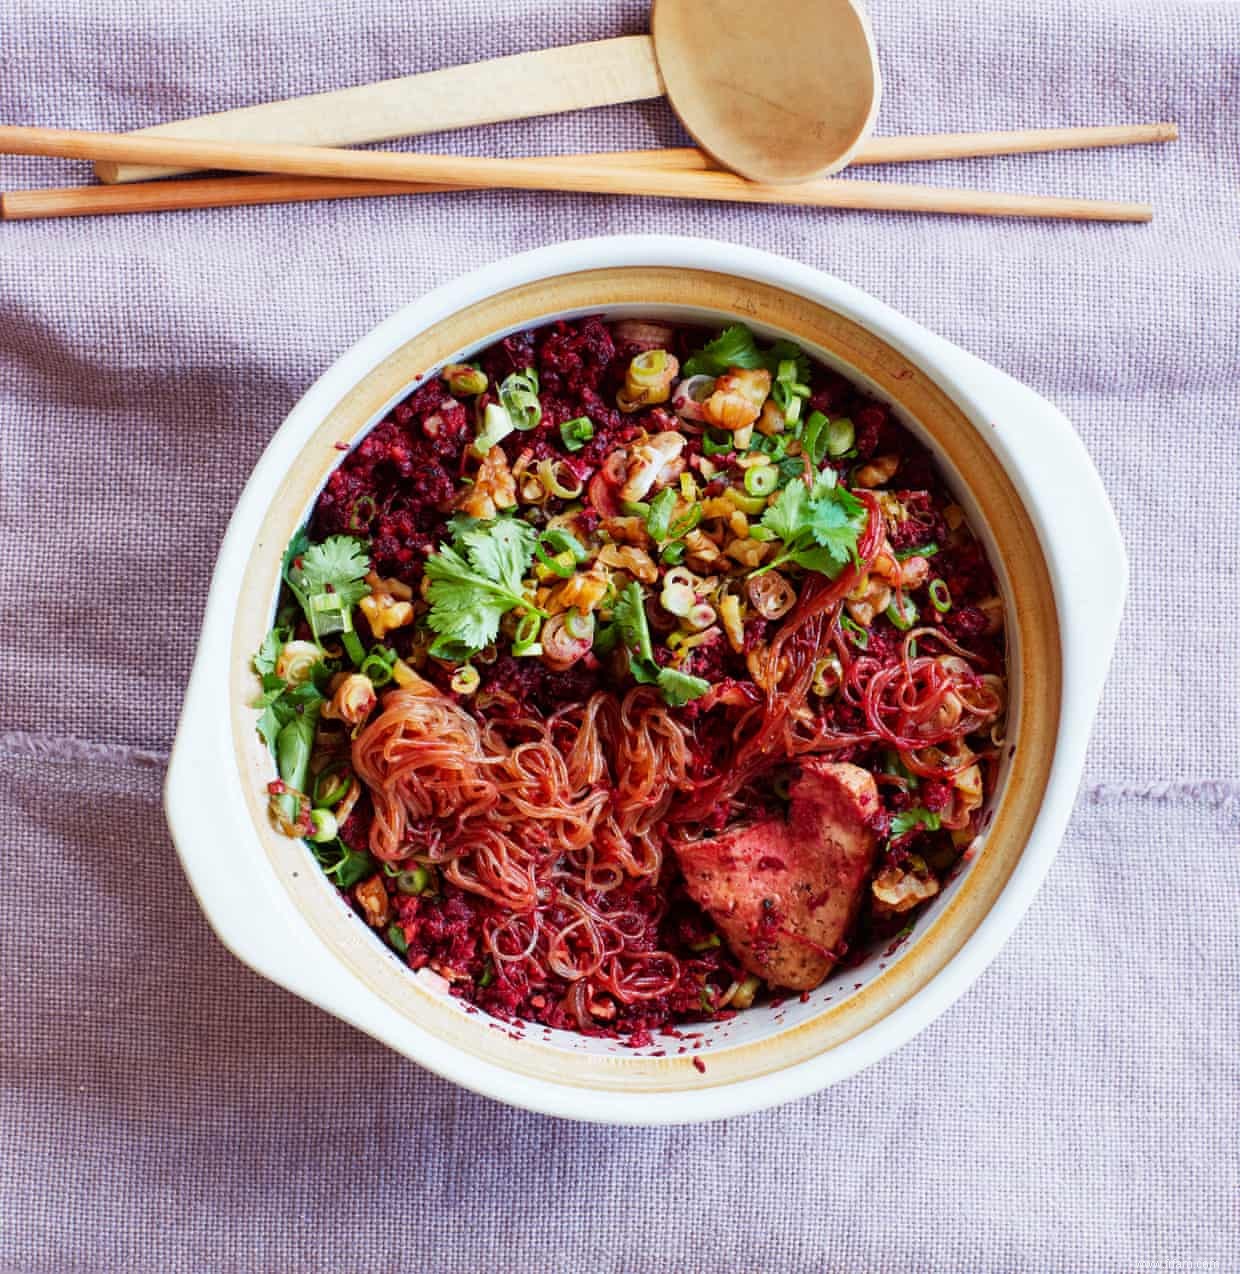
left=0, top=122, right=1177, bottom=222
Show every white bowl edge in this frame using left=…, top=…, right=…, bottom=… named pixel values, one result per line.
left=164, top=236, right=1126, bottom=1124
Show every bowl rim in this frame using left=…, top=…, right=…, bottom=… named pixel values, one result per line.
left=165, top=235, right=1127, bottom=1123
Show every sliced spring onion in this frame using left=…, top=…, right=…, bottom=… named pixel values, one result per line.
left=728, top=489, right=768, bottom=516
left=803, top=410, right=830, bottom=466
left=307, top=808, right=338, bottom=843
left=536, top=526, right=588, bottom=570
left=886, top=595, right=919, bottom=631
left=753, top=432, right=789, bottom=461
left=395, top=866, right=431, bottom=895
left=346, top=494, right=377, bottom=532
left=312, top=765, right=351, bottom=808
left=840, top=614, right=870, bottom=649
left=450, top=665, right=481, bottom=694
left=687, top=933, right=722, bottom=953
left=629, top=348, right=670, bottom=386
left=748, top=525, right=776, bottom=542
left=511, top=612, right=543, bottom=658
left=743, top=465, right=778, bottom=497
left=537, top=457, right=583, bottom=499
left=826, top=416, right=856, bottom=457
left=477, top=961, right=496, bottom=988
left=621, top=500, right=650, bottom=518
left=474, top=401, right=515, bottom=454
left=359, top=645, right=398, bottom=687
left=387, top=923, right=409, bottom=955
left=660, top=582, right=695, bottom=617
left=929, top=579, right=952, bottom=613
left=559, top=415, right=594, bottom=452
left=702, top=430, right=734, bottom=456
left=669, top=504, right=703, bottom=538
left=894, top=541, right=939, bottom=561
left=685, top=601, right=717, bottom=631
left=442, top=363, right=488, bottom=396
left=499, top=369, right=542, bottom=431
left=660, top=541, right=686, bottom=565
left=730, top=975, right=761, bottom=1010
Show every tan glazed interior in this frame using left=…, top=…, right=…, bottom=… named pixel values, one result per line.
left=229, top=267, right=1062, bottom=1092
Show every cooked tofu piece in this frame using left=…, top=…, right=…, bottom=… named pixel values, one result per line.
left=673, top=760, right=880, bottom=991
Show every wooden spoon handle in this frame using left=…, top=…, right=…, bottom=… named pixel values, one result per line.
left=95, top=35, right=664, bottom=184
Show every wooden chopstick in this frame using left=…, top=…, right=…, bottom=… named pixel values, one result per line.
left=1, top=170, right=1154, bottom=222
left=0, top=124, right=1170, bottom=223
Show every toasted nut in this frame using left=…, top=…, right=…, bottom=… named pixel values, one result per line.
left=597, top=543, right=659, bottom=584
left=602, top=515, right=653, bottom=548
left=619, top=431, right=687, bottom=502
left=872, top=865, right=939, bottom=913
left=844, top=574, right=892, bottom=627
left=757, top=398, right=786, bottom=436
left=457, top=447, right=517, bottom=519
left=853, top=454, right=900, bottom=489
left=683, top=528, right=722, bottom=573
left=548, top=564, right=611, bottom=615
left=354, top=874, right=392, bottom=928
left=725, top=537, right=771, bottom=569
left=978, top=595, right=1005, bottom=634
left=703, top=368, right=772, bottom=430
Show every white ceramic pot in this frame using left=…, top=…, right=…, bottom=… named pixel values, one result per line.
left=165, top=236, right=1125, bottom=1124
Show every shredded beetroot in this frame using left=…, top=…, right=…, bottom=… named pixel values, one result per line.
left=290, top=316, right=1007, bottom=1039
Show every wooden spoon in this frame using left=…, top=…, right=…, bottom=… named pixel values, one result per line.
left=652, top=0, right=880, bottom=182
left=95, top=1, right=880, bottom=186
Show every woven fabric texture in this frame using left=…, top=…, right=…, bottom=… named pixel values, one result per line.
left=1, top=1, right=1237, bottom=1271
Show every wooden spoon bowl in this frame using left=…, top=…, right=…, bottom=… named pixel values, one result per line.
left=652, top=0, right=881, bottom=183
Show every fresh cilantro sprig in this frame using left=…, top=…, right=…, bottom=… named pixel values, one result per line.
left=613, top=581, right=710, bottom=707
left=423, top=515, right=544, bottom=659
left=890, top=807, right=942, bottom=840
left=682, top=323, right=812, bottom=382
left=283, top=531, right=372, bottom=664
left=753, top=471, right=868, bottom=578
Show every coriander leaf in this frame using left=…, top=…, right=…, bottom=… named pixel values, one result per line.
left=424, top=516, right=540, bottom=657
left=253, top=628, right=288, bottom=677
left=295, top=535, right=371, bottom=608
left=682, top=324, right=764, bottom=377
left=455, top=517, right=537, bottom=593
left=312, top=837, right=376, bottom=888
left=758, top=477, right=866, bottom=580
left=256, top=705, right=282, bottom=750
left=760, top=480, right=810, bottom=547
left=613, top=582, right=712, bottom=706
left=283, top=533, right=372, bottom=661
left=804, top=484, right=866, bottom=573
left=890, top=808, right=942, bottom=839
left=613, top=581, right=656, bottom=665
left=656, top=667, right=711, bottom=706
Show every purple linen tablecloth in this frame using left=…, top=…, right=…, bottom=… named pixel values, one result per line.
left=2, top=2, right=1237, bottom=1271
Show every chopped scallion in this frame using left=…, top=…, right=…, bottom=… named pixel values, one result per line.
left=826, top=417, right=856, bottom=457
left=886, top=595, right=919, bottom=631
left=743, top=465, right=778, bottom=497
left=929, top=579, right=952, bottom=613
left=559, top=415, right=594, bottom=452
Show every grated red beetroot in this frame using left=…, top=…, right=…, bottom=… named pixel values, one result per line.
left=301, top=315, right=1006, bottom=1039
